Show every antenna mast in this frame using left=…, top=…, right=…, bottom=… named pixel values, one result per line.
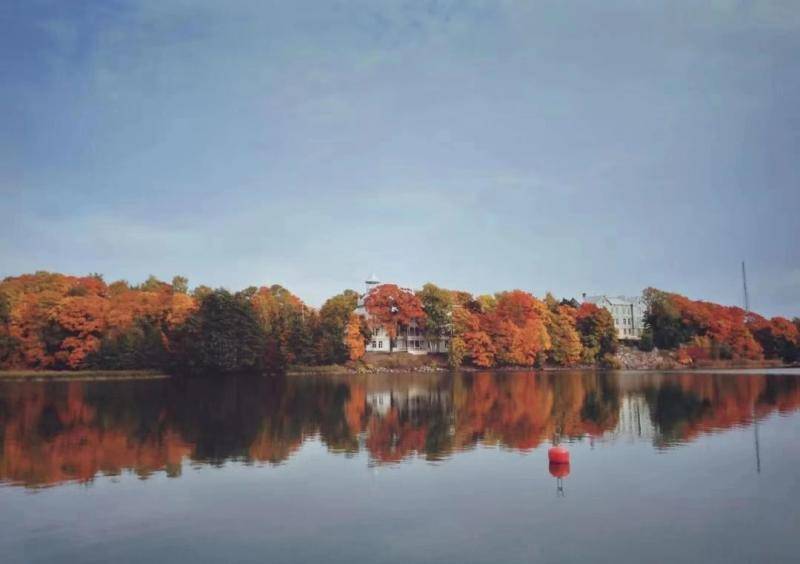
left=743, top=260, right=761, bottom=473
left=741, top=261, right=750, bottom=313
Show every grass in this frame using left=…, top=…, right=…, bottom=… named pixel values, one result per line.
left=287, top=353, right=450, bottom=376
left=0, top=369, right=169, bottom=381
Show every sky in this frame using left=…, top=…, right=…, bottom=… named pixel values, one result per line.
left=2, top=0, right=799, bottom=316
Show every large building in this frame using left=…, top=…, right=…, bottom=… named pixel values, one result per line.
left=583, top=294, right=646, bottom=340
left=354, top=276, right=449, bottom=354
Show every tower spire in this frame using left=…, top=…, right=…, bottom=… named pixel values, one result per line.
left=365, top=274, right=380, bottom=295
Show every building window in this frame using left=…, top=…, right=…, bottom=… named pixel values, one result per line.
left=378, top=341, right=383, bottom=349
left=371, top=341, right=376, bottom=348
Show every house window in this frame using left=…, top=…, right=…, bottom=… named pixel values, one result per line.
left=371, top=341, right=376, bottom=348
left=378, top=341, right=383, bottom=349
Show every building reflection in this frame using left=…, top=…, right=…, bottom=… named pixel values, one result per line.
left=0, top=371, right=798, bottom=487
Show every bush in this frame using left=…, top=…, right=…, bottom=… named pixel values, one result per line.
left=600, top=353, right=621, bottom=370
left=638, top=329, right=655, bottom=352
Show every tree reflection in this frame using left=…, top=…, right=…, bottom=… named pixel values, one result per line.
left=0, top=371, right=798, bottom=487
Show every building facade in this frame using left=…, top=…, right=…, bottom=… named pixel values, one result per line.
left=583, top=294, right=646, bottom=340
left=354, top=276, right=449, bottom=354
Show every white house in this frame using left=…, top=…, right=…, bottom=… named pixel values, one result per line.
left=366, top=385, right=450, bottom=416
left=583, top=294, right=646, bottom=340
left=354, top=275, right=449, bottom=354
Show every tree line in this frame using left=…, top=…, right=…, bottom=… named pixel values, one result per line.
left=0, top=272, right=797, bottom=374
left=641, top=288, right=800, bottom=365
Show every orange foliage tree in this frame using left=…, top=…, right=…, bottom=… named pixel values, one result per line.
left=544, top=294, right=583, bottom=366
left=451, top=306, right=495, bottom=367
left=0, top=272, right=197, bottom=370
left=486, top=290, right=551, bottom=367
left=344, top=313, right=366, bottom=361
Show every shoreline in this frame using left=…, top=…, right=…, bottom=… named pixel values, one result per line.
left=2, top=362, right=795, bottom=381
left=0, top=369, right=169, bottom=381
left=286, top=362, right=797, bottom=377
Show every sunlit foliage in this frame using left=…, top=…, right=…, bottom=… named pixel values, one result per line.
left=344, top=313, right=366, bottom=361
left=544, top=294, right=583, bottom=366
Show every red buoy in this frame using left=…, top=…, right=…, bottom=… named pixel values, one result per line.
left=548, top=445, right=570, bottom=464
left=549, top=461, right=570, bottom=479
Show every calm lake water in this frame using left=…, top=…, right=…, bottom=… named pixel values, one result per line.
left=1, top=369, right=799, bottom=563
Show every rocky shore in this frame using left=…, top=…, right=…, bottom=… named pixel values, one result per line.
left=287, top=347, right=789, bottom=376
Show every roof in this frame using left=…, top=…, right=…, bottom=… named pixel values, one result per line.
left=585, top=295, right=642, bottom=306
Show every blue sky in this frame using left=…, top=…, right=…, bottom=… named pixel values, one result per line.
left=2, top=0, right=799, bottom=316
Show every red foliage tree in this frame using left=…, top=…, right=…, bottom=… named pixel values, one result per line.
left=364, top=284, right=425, bottom=351
left=748, top=314, right=799, bottom=362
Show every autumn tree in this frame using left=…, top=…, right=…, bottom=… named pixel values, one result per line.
left=50, top=293, right=110, bottom=368
left=575, top=303, right=618, bottom=365
left=0, top=291, right=16, bottom=367
left=364, top=284, right=425, bottom=352
left=0, top=291, right=11, bottom=324
left=192, top=285, right=214, bottom=301
left=644, top=287, right=764, bottom=362
left=172, top=276, right=189, bottom=294
left=250, top=285, right=317, bottom=367
left=88, top=278, right=197, bottom=370
left=451, top=306, right=494, bottom=367
left=643, top=287, right=692, bottom=349
left=487, top=290, right=551, bottom=367
left=317, top=290, right=359, bottom=364
left=416, top=283, right=453, bottom=350
left=749, top=315, right=799, bottom=363
left=544, top=294, right=583, bottom=366
left=344, top=313, right=366, bottom=361
left=448, top=333, right=467, bottom=368
left=108, top=280, right=130, bottom=296
left=137, top=275, right=170, bottom=293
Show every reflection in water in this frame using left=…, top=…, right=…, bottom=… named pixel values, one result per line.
left=0, top=371, right=798, bottom=488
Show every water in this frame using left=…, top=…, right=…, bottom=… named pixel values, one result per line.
left=1, top=369, right=799, bottom=563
